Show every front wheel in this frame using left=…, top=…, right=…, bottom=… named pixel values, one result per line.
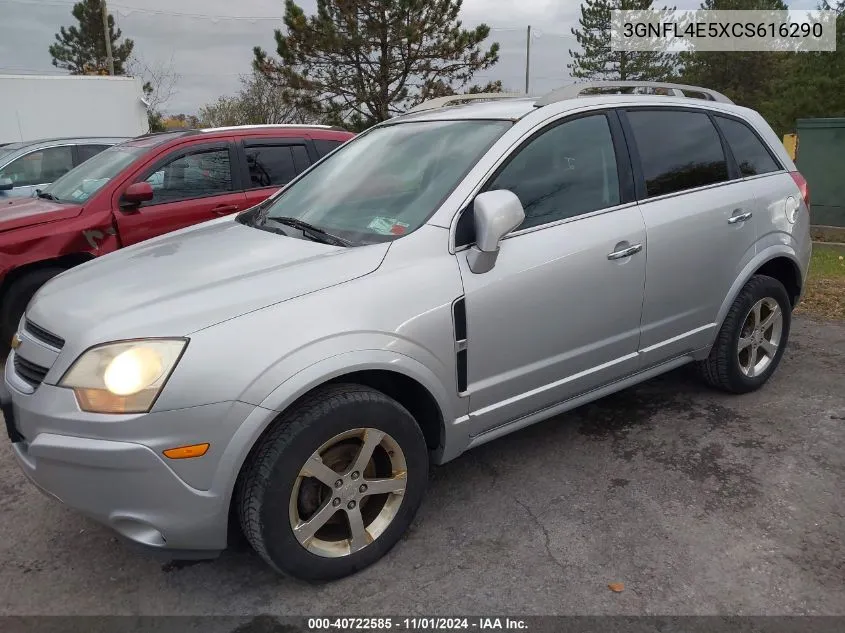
left=0, top=267, right=65, bottom=355
left=697, top=274, right=792, bottom=394
left=237, top=384, right=428, bottom=581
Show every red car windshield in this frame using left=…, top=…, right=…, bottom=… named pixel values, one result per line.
left=43, top=144, right=147, bottom=203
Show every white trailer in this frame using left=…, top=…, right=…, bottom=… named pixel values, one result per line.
left=0, top=74, right=149, bottom=143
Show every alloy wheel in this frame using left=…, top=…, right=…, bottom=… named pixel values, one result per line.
left=288, top=428, right=407, bottom=557
left=737, top=297, right=783, bottom=378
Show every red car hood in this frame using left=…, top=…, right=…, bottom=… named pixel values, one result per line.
left=0, top=197, right=83, bottom=233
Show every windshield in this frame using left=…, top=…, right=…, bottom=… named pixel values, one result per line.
left=43, top=143, right=147, bottom=203
left=244, top=120, right=511, bottom=245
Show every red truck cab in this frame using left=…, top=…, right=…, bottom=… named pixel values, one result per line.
left=0, top=125, right=354, bottom=348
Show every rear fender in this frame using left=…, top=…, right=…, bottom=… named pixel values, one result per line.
left=702, top=245, right=803, bottom=360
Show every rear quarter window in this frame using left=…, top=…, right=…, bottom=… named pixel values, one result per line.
left=714, top=116, right=781, bottom=177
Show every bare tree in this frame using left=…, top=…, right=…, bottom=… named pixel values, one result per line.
left=198, top=71, right=314, bottom=128
left=238, top=72, right=314, bottom=124
left=198, top=95, right=244, bottom=128
left=127, top=56, right=179, bottom=131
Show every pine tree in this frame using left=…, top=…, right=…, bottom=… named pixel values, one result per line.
left=49, top=0, right=134, bottom=75
left=568, top=0, right=677, bottom=82
left=763, top=0, right=845, bottom=133
left=253, top=0, right=500, bottom=130
left=680, top=0, right=789, bottom=119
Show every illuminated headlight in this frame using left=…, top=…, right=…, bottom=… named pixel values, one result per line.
left=59, top=339, right=187, bottom=414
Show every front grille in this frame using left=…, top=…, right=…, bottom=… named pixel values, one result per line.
left=13, top=354, right=49, bottom=389
left=24, top=319, right=65, bottom=350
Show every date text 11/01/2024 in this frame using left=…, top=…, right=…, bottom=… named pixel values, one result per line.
left=307, top=618, right=529, bottom=631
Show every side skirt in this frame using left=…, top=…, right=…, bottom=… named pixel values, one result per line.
left=464, top=354, right=696, bottom=451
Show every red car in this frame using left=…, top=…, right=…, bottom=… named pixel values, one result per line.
left=0, top=125, right=354, bottom=348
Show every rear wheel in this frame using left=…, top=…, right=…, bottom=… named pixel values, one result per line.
left=697, top=275, right=791, bottom=393
left=237, top=384, right=428, bottom=581
left=0, top=267, right=65, bottom=354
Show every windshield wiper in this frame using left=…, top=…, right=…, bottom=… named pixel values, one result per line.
left=267, top=216, right=351, bottom=247
left=36, top=190, right=57, bottom=201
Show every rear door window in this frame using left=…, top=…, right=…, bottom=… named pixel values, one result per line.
left=626, top=109, right=729, bottom=198
left=76, top=144, right=112, bottom=164
left=245, top=144, right=306, bottom=188
left=714, top=116, right=781, bottom=177
left=0, top=145, right=74, bottom=187
left=291, top=145, right=311, bottom=174
left=313, top=138, right=344, bottom=158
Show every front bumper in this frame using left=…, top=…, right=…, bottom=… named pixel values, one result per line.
left=2, top=359, right=256, bottom=554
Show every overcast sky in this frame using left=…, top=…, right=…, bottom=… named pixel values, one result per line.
left=0, top=0, right=818, bottom=115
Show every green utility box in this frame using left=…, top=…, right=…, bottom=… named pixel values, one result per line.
left=795, top=118, right=845, bottom=228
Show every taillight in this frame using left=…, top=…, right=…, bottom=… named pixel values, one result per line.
left=789, top=171, right=810, bottom=210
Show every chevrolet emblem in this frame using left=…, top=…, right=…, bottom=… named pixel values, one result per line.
left=10, top=333, right=21, bottom=350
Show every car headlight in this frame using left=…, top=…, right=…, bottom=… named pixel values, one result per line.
left=59, top=339, right=187, bottom=414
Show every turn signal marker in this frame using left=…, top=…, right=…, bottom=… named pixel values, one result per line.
left=163, top=443, right=210, bottom=459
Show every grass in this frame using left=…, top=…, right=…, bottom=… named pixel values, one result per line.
left=795, top=244, right=845, bottom=321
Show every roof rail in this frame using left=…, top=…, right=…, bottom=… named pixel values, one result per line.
left=535, top=81, right=733, bottom=107
left=199, top=124, right=340, bottom=132
left=407, top=92, right=523, bottom=114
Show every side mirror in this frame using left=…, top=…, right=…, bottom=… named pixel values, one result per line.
left=467, top=190, right=525, bottom=274
left=121, top=181, right=154, bottom=208
left=0, top=177, right=13, bottom=191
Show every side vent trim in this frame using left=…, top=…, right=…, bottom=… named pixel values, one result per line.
left=453, top=297, right=467, bottom=341
left=452, top=297, right=468, bottom=394
left=456, top=350, right=468, bottom=393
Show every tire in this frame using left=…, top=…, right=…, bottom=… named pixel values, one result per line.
left=0, top=267, right=65, bottom=354
left=696, top=274, right=792, bottom=394
left=237, top=383, right=429, bottom=581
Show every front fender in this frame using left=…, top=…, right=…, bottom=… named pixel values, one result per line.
left=256, top=348, right=455, bottom=420
left=207, top=349, right=458, bottom=521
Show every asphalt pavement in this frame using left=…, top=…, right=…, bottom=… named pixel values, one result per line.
left=1, top=316, right=843, bottom=616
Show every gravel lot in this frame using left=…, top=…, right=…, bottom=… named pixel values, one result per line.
left=1, top=316, right=843, bottom=616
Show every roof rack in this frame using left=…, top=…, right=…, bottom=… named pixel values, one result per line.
left=535, top=81, right=733, bottom=106
left=407, top=92, right=524, bottom=114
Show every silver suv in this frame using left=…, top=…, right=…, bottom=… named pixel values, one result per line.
left=0, top=137, right=128, bottom=198
left=2, top=82, right=811, bottom=581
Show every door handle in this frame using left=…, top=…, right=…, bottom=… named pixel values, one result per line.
left=728, top=211, right=753, bottom=224
left=212, top=204, right=239, bottom=215
left=607, top=243, right=643, bottom=260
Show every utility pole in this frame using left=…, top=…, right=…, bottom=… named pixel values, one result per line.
left=525, top=25, right=531, bottom=95
left=102, top=0, right=115, bottom=75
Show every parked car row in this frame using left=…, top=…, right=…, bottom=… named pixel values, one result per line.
left=0, top=137, right=127, bottom=198
left=1, top=83, right=811, bottom=582
left=0, top=124, right=354, bottom=347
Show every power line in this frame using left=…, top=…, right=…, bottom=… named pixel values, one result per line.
left=0, top=0, right=560, bottom=30
left=0, top=67, right=251, bottom=76
left=0, top=0, right=282, bottom=20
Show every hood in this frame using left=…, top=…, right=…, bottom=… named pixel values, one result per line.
left=27, top=218, right=390, bottom=344
left=0, top=196, right=83, bottom=232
